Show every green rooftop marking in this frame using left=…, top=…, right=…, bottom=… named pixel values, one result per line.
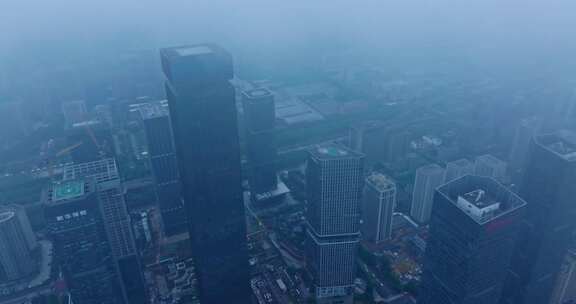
left=53, top=181, right=85, bottom=201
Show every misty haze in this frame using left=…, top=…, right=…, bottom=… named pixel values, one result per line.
left=0, top=1, right=575, bottom=304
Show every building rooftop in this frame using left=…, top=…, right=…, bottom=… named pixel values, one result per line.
left=130, top=100, right=169, bottom=120
left=437, top=175, right=526, bottom=225
left=538, top=132, right=576, bottom=161
left=476, top=154, right=506, bottom=166
left=366, top=173, right=395, bottom=192
left=63, top=158, right=119, bottom=184
left=418, top=164, right=444, bottom=175
left=450, top=158, right=474, bottom=168
left=0, top=211, right=15, bottom=223
left=174, top=46, right=213, bottom=57
left=242, top=88, right=274, bottom=100
left=52, top=180, right=85, bottom=202
left=309, top=144, right=363, bottom=160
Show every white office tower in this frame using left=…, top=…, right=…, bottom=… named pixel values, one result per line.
left=474, top=154, right=508, bottom=183
left=410, top=164, right=445, bottom=224
left=445, top=159, right=474, bottom=183
left=362, top=173, right=397, bottom=243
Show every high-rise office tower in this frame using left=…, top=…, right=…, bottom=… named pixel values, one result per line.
left=474, top=154, right=507, bottom=183
left=419, top=175, right=526, bottom=304
left=0, top=209, right=37, bottom=283
left=508, top=117, right=541, bottom=175
left=137, top=101, right=187, bottom=236
left=161, top=44, right=251, bottom=304
left=410, top=164, right=445, bottom=224
left=44, top=179, right=124, bottom=304
left=445, top=159, right=474, bottom=183
left=242, top=88, right=278, bottom=200
left=305, top=144, right=364, bottom=304
left=361, top=173, right=396, bottom=243
left=500, top=132, right=576, bottom=304
left=549, top=249, right=576, bottom=304
left=63, top=159, right=146, bottom=304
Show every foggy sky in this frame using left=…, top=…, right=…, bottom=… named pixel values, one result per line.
left=2, top=0, right=576, bottom=76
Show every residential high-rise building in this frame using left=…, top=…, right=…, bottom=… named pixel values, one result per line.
left=305, top=144, right=364, bottom=304
left=44, top=179, right=124, bottom=304
left=410, top=164, right=445, bottom=224
left=63, top=159, right=146, bottom=304
left=419, top=175, right=526, bottom=304
left=361, top=173, right=396, bottom=243
left=242, top=88, right=278, bottom=200
left=445, top=159, right=474, bottom=183
left=161, top=44, right=251, bottom=304
left=474, top=154, right=507, bottom=183
left=500, top=132, right=576, bottom=304
left=137, top=101, right=187, bottom=236
left=0, top=210, right=37, bottom=283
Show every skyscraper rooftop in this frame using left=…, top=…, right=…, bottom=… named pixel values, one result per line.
left=437, top=175, right=526, bottom=224
left=310, top=144, right=363, bottom=160
left=538, top=132, right=576, bottom=161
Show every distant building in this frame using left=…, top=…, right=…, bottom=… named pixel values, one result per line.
left=242, top=88, right=279, bottom=200
left=63, top=159, right=146, bottom=304
left=161, top=44, right=251, bottom=303
left=445, top=159, right=474, bottom=183
left=61, top=100, right=87, bottom=127
left=508, top=117, right=541, bottom=173
left=500, top=132, right=576, bottom=304
left=361, top=173, right=396, bottom=243
left=419, top=176, right=526, bottom=304
left=136, top=101, right=187, bottom=236
left=474, top=154, right=507, bottom=183
left=305, top=144, right=364, bottom=304
left=410, top=164, right=445, bottom=224
left=44, top=179, right=125, bottom=303
left=0, top=209, right=37, bottom=283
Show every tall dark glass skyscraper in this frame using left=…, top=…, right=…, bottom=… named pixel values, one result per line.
left=419, top=175, right=526, bottom=304
left=500, top=132, right=576, bottom=304
left=305, top=144, right=364, bottom=304
left=44, top=179, right=125, bottom=304
left=160, top=44, right=251, bottom=304
left=242, top=88, right=278, bottom=200
left=137, top=101, right=187, bottom=236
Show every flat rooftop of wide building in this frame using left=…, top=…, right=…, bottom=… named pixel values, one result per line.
left=461, top=189, right=499, bottom=209
left=437, top=175, right=526, bottom=224
left=309, top=144, right=363, bottom=160
left=63, top=158, right=119, bottom=184
left=538, top=132, right=576, bottom=161
left=52, top=180, right=85, bottom=202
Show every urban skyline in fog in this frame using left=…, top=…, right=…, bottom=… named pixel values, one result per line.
left=1, top=1, right=576, bottom=304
